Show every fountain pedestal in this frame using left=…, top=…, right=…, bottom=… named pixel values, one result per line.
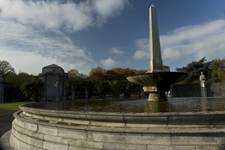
left=143, top=86, right=166, bottom=101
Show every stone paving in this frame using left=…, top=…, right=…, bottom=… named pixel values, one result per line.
left=0, top=109, right=15, bottom=150
left=0, top=109, right=15, bottom=136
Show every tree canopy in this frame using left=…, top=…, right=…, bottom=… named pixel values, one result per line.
left=177, top=57, right=225, bottom=83
left=0, top=60, right=15, bottom=78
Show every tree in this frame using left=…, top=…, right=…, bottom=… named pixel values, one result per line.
left=0, top=60, right=15, bottom=78
left=209, top=59, right=225, bottom=82
left=5, top=72, right=35, bottom=87
left=89, top=67, right=106, bottom=80
left=176, top=57, right=210, bottom=83
left=22, top=79, right=43, bottom=101
left=68, top=69, right=87, bottom=79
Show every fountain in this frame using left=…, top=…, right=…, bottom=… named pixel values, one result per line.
left=127, top=5, right=186, bottom=102
left=2, top=5, right=225, bottom=150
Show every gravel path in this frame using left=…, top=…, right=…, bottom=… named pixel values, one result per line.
left=0, top=110, right=15, bottom=137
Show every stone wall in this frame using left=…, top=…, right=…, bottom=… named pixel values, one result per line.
left=210, top=83, right=225, bottom=97
left=171, top=83, right=225, bottom=97
left=8, top=103, right=225, bottom=150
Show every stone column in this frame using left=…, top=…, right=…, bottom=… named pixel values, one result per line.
left=148, top=5, right=163, bottom=73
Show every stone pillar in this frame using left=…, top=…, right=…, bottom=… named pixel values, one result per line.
left=148, top=5, right=163, bottom=73
left=143, top=86, right=166, bottom=102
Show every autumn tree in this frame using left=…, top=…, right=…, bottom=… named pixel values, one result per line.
left=68, top=69, right=86, bottom=79
left=209, top=59, right=225, bottom=82
left=89, top=67, right=106, bottom=80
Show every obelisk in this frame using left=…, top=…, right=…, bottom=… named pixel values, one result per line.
left=148, top=5, right=163, bottom=73
left=127, top=5, right=187, bottom=103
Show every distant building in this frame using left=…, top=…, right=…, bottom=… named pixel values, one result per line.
left=39, top=64, right=68, bottom=102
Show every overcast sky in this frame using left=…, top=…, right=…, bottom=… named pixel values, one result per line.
left=0, top=0, right=225, bottom=75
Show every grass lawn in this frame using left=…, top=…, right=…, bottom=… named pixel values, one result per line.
left=0, top=102, right=24, bottom=110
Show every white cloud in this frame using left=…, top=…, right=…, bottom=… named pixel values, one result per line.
left=0, top=0, right=92, bottom=31
left=111, top=48, right=123, bottom=55
left=92, top=0, right=128, bottom=24
left=0, top=19, right=93, bottom=74
left=161, top=19, right=225, bottom=64
left=0, top=0, right=129, bottom=74
left=133, top=38, right=148, bottom=60
left=133, top=19, right=225, bottom=68
left=0, top=48, right=66, bottom=75
left=0, top=0, right=128, bottom=31
left=100, top=57, right=116, bottom=68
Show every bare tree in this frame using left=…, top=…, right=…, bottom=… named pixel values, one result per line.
left=0, top=60, right=15, bottom=79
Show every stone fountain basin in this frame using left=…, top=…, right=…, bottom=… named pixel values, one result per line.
left=127, top=72, right=187, bottom=86
left=7, top=102, right=225, bottom=150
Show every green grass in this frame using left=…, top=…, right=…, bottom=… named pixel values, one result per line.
left=0, top=102, right=24, bottom=110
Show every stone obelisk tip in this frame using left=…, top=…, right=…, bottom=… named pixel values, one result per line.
left=150, top=4, right=155, bottom=8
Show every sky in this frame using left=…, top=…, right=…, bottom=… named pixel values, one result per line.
left=0, top=0, right=225, bottom=75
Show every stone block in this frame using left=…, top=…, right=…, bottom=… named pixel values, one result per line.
left=12, top=128, right=43, bottom=148
left=127, top=133, right=170, bottom=145
left=14, top=119, right=24, bottom=128
left=69, top=140, right=104, bottom=149
left=38, top=124, right=58, bottom=136
left=103, top=143, right=147, bottom=150
left=124, top=116, right=167, bottom=124
left=195, top=145, right=218, bottom=150
left=68, top=145, right=94, bottom=150
left=43, top=141, right=68, bottom=150
left=58, top=128, right=86, bottom=140
left=148, top=145, right=172, bottom=150
left=44, top=134, right=70, bottom=145
left=90, top=121, right=125, bottom=127
left=24, top=122, right=38, bottom=132
left=147, top=145, right=195, bottom=150
left=63, top=118, right=89, bottom=125
left=171, top=134, right=220, bottom=145
left=88, top=132, right=126, bottom=143
left=13, top=122, right=44, bottom=140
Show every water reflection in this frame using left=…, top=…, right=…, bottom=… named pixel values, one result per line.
left=144, top=101, right=168, bottom=112
left=200, top=97, right=207, bottom=111
left=30, top=97, right=225, bottom=113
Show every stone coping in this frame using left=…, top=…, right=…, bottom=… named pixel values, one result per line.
left=20, top=102, right=225, bottom=116
left=19, top=102, right=225, bottom=126
left=13, top=111, right=225, bottom=134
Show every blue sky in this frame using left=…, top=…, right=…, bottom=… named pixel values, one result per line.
left=0, top=0, right=225, bottom=74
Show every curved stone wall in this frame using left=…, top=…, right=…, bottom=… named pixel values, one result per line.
left=9, top=103, right=225, bottom=150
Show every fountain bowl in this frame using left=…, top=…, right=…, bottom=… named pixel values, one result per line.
left=127, top=72, right=187, bottom=101
left=127, top=72, right=187, bottom=87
